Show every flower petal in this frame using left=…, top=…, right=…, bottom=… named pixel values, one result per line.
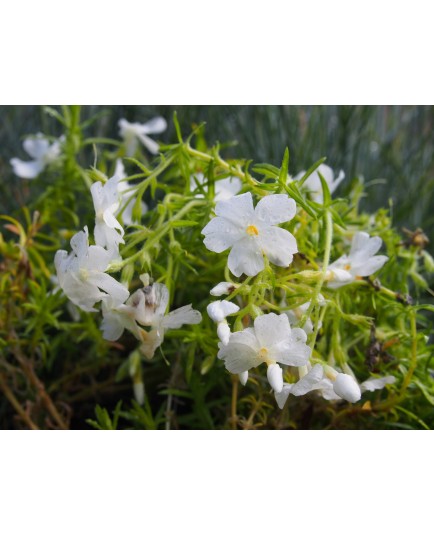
left=290, top=327, right=308, bottom=344
left=88, top=272, right=129, bottom=305
left=227, top=236, right=264, bottom=277
left=333, top=373, right=361, bottom=402
left=215, top=192, right=254, bottom=227
left=351, top=255, right=388, bottom=277
left=10, top=158, right=44, bottom=179
left=100, top=310, right=126, bottom=341
left=267, top=364, right=284, bottom=393
left=217, top=322, right=231, bottom=345
left=218, top=328, right=260, bottom=373
left=254, top=194, right=296, bottom=225
left=207, top=300, right=239, bottom=323
left=350, top=232, right=382, bottom=260
left=202, top=217, right=244, bottom=253
left=290, top=364, right=324, bottom=396
left=258, top=226, right=297, bottom=267
left=103, top=209, right=124, bottom=235
left=142, top=116, right=167, bottom=135
left=23, top=136, right=50, bottom=159
left=70, top=227, right=89, bottom=260
left=238, top=371, right=249, bottom=386
left=275, top=383, right=293, bottom=409
left=271, top=339, right=311, bottom=367
left=215, top=177, right=242, bottom=202
left=85, top=245, right=111, bottom=272
left=254, top=313, right=291, bottom=348
left=210, top=282, right=236, bottom=296
left=136, top=132, right=160, bottom=154
left=330, top=169, right=345, bottom=193
left=219, top=342, right=261, bottom=374
left=360, top=375, right=395, bottom=392
left=162, top=305, right=202, bottom=329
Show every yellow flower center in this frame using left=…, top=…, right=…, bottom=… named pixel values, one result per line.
left=246, top=225, right=259, bottom=236
left=79, top=268, right=89, bottom=281
left=344, top=263, right=351, bottom=270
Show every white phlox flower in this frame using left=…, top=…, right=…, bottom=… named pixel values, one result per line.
left=327, top=232, right=389, bottom=288
left=100, top=296, right=141, bottom=341
left=114, top=159, right=148, bottom=225
left=293, top=163, right=345, bottom=204
left=91, top=174, right=125, bottom=256
left=202, top=192, right=298, bottom=277
left=118, top=117, right=167, bottom=156
left=10, top=133, right=62, bottom=179
left=275, top=363, right=396, bottom=409
left=110, top=278, right=202, bottom=358
left=190, top=172, right=242, bottom=202
left=218, top=312, right=311, bottom=393
left=54, top=227, right=129, bottom=312
left=207, top=300, right=240, bottom=346
left=210, top=281, right=238, bottom=297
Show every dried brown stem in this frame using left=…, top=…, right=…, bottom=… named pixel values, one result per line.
left=9, top=331, right=68, bottom=430
left=0, top=373, right=39, bottom=430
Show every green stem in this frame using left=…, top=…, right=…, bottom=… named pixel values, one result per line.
left=300, top=211, right=333, bottom=344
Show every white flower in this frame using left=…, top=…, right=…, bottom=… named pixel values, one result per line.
left=238, top=371, right=249, bottom=385
left=100, top=296, right=140, bottom=341
left=10, top=133, right=62, bottom=179
left=293, top=163, right=345, bottom=204
left=207, top=300, right=239, bottom=323
left=218, top=313, right=311, bottom=393
left=207, top=300, right=240, bottom=345
left=202, top=192, right=298, bottom=277
left=114, top=159, right=148, bottom=225
left=90, top=174, right=125, bottom=256
left=267, top=363, right=284, bottom=392
left=119, top=117, right=167, bottom=156
left=54, top=227, right=129, bottom=312
left=275, top=364, right=396, bottom=408
left=327, top=232, right=389, bottom=288
left=121, top=280, right=202, bottom=358
left=332, top=373, right=361, bottom=402
left=360, top=376, right=396, bottom=392
left=210, top=282, right=238, bottom=296
left=191, top=172, right=242, bottom=202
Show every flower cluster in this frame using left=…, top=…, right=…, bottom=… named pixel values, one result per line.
left=52, top=128, right=202, bottom=400
left=203, top=176, right=393, bottom=409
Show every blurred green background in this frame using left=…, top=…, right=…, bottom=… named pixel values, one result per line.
left=1, top=105, right=434, bottom=238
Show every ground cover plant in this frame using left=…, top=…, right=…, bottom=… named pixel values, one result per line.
left=0, top=105, right=433, bottom=429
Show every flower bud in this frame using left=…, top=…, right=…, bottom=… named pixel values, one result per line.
left=238, top=371, right=249, bottom=386
left=207, top=300, right=239, bottom=323
left=333, top=373, right=361, bottom=403
left=217, top=322, right=231, bottom=346
left=267, top=364, right=284, bottom=393
left=210, top=282, right=237, bottom=296
left=133, top=381, right=145, bottom=405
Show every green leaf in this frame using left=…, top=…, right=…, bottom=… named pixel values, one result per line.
left=296, top=156, right=327, bottom=188
left=413, top=379, right=434, bottom=406
left=173, top=111, right=183, bottom=143
left=318, top=171, right=332, bottom=206
left=278, top=147, right=290, bottom=187
left=171, top=220, right=199, bottom=228
left=200, top=354, right=216, bottom=375
left=251, top=163, right=280, bottom=179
